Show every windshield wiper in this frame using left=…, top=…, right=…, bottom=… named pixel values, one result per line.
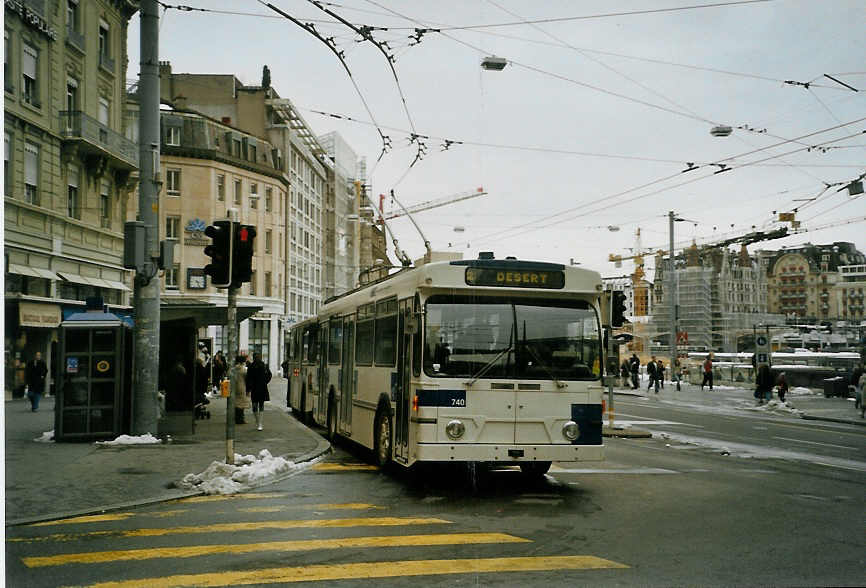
left=522, top=343, right=567, bottom=388
left=465, top=343, right=513, bottom=387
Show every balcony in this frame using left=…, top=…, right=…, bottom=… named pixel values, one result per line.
left=66, top=26, right=85, bottom=53
left=59, top=111, right=138, bottom=171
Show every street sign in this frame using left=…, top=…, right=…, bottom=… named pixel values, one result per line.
left=676, top=331, right=688, bottom=345
left=755, top=329, right=771, bottom=368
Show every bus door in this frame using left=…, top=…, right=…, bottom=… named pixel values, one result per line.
left=339, top=315, right=354, bottom=436
left=394, top=298, right=413, bottom=463
left=316, top=322, right=328, bottom=424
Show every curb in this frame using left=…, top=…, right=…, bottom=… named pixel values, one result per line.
left=800, top=414, right=866, bottom=427
left=603, top=425, right=652, bottom=439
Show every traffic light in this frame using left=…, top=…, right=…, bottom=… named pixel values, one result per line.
left=203, top=220, right=233, bottom=288
left=232, top=224, right=256, bottom=286
left=611, top=290, right=627, bottom=327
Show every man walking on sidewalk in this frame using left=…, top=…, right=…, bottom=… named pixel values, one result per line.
left=646, top=355, right=659, bottom=393
left=701, top=354, right=714, bottom=391
left=26, top=352, right=48, bottom=411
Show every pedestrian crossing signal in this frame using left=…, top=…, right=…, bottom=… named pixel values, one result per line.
left=232, top=224, right=256, bottom=287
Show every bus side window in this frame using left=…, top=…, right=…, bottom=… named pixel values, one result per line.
left=375, top=298, right=398, bottom=366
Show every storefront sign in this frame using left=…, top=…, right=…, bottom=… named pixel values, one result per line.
left=19, top=302, right=61, bottom=327
left=5, top=1, right=58, bottom=40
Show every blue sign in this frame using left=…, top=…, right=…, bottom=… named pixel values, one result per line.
left=66, top=357, right=79, bottom=374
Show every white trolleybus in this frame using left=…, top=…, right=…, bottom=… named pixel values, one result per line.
left=287, top=253, right=605, bottom=477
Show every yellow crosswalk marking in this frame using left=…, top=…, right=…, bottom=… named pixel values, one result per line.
left=172, top=492, right=286, bottom=504
left=23, top=532, right=528, bottom=567
left=237, top=503, right=385, bottom=513
left=84, top=555, right=629, bottom=587
left=29, top=513, right=135, bottom=526
left=8, top=517, right=450, bottom=543
left=311, top=463, right=379, bottom=471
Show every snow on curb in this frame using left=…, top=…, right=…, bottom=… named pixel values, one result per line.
left=177, top=449, right=300, bottom=495
left=743, top=399, right=804, bottom=416
left=95, top=433, right=162, bottom=446
left=34, top=430, right=54, bottom=443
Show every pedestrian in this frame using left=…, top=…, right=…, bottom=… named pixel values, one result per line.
left=620, top=360, right=630, bottom=388
left=629, top=353, right=640, bottom=389
left=26, top=351, right=48, bottom=412
left=775, top=372, right=788, bottom=403
left=646, top=355, right=659, bottom=393
left=754, top=364, right=773, bottom=405
left=246, top=352, right=271, bottom=431
left=851, top=364, right=864, bottom=409
left=673, top=357, right=682, bottom=386
left=858, top=370, right=866, bottom=419
left=701, top=354, right=714, bottom=391
left=232, top=355, right=250, bottom=424
left=657, top=359, right=665, bottom=389
left=166, top=356, right=189, bottom=412
left=212, top=351, right=226, bottom=391
left=281, top=357, right=290, bottom=379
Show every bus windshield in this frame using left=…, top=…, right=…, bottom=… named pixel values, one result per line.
left=424, top=295, right=601, bottom=380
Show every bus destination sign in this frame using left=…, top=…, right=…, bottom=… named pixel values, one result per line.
left=465, top=268, right=565, bottom=289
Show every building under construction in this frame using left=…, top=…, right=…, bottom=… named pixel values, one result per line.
left=652, top=243, right=784, bottom=353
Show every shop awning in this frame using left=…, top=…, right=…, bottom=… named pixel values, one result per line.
left=9, top=264, right=60, bottom=281
left=160, top=298, right=262, bottom=325
left=58, top=272, right=98, bottom=286
left=104, top=280, right=131, bottom=291
left=19, top=301, right=62, bottom=328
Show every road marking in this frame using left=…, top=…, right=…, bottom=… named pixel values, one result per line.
left=772, top=436, right=856, bottom=450
left=7, top=517, right=450, bottom=543
left=23, top=533, right=529, bottom=568
left=312, top=463, right=379, bottom=471
left=237, top=503, right=386, bottom=513
left=84, top=555, right=629, bottom=587
left=552, top=467, right=678, bottom=474
left=29, top=513, right=135, bottom=526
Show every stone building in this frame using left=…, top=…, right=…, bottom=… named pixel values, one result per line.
left=5, top=0, right=138, bottom=395
left=761, top=241, right=866, bottom=321
left=126, top=105, right=290, bottom=366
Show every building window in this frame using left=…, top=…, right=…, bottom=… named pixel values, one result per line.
left=216, top=174, right=225, bottom=201
left=264, top=271, right=272, bottom=297
left=66, top=78, right=78, bottom=115
left=24, top=142, right=38, bottom=204
left=166, top=168, right=181, bottom=196
left=166, top=264, right=180, bottom=289
left=265, top=229, right=272, bottom=253
left=250, top=182, right=258, bottom=209
left=233, top=178, right=241, bottom=204
left=100, top=183, right=111, bottom=228
left=233, top=138, right=241, bottom=157
left=67, top=0, right=79, bottom=32
left=4, top=132, right=10, bottom=189
left=166, top=126, right=180, bottom=146
left=67, top=164, right=80, bottom=218
left=249, top=270, right=257, bottom=296
left=265, top=187, right=273, bottom=212
left=22, top=44, right=38, bottom=106
left=166, top=215, right=181, bottom=239
left=98, top=21, right=110, bottom=59
left=249, top=320, right=270, bottom=364
left=98, top=97, right=109, bottom=125
left=5, top=30, right=13, bottom=93
left=249, top=144, right=256, bottom=162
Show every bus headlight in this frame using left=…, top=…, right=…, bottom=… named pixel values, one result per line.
left=562, top=421, right=580, bottom=441
left=445, top=419, right=465, bottom=440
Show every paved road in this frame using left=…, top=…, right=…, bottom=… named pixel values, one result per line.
left=7, top=399, right=864, bottom=587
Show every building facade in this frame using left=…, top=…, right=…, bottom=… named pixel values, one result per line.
left=763, top=242, right=866, bottom=321
left=5, top=0, right=138, bottom=395
left=131, top=107, right=290, bottom=367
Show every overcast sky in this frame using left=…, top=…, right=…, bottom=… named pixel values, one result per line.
left=128, top=0, right=865, bottom=277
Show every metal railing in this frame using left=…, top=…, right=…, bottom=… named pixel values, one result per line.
left=59, top=110, right=138, bottom=168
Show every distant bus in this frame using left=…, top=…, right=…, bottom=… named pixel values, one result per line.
left=286, top=255, right=605, bottom=477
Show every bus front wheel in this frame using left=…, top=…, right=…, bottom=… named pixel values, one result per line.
left=519, top=461, right=552, bottom=478
left=373, top=409, right=392, bottom=468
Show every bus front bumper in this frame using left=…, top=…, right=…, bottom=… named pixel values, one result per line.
left=415, top=443, right=603, bottom=463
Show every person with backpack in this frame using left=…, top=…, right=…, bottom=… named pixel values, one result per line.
left=629, top=354, right=640, bottom=390
left=646, top=355, right=659, bottom=393
left=701, top=354, right=714, bottom=391
left=246, top=352, right=272, bottom=431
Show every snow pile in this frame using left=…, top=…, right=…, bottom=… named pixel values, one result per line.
left=95, top=433, right=161, bottom=446
left=34, top=430, right=54, bottom=443
left=746, top=399, right=803, bottom=416
left=789, top=386, right=816, bottom=397
left=177, top=449, right=298, bottom=495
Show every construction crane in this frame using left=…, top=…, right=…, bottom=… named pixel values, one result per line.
left=383, top=187, right=487, bottom=220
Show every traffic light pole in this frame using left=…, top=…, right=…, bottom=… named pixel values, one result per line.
left=225, top=285, right=237, bottom=465
left=607, top=292, right=615, bottom=430
left=669, top=211, right=680, bottom=391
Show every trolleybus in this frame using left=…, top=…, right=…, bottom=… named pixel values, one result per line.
left=286, top=254, right=606, bottom=476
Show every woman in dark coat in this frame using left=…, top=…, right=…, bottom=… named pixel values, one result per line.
left=246, top=352, right=271, bottom=430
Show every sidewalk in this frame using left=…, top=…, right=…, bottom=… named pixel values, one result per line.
left=610, top=377, right=865, bottom=426
left=4, top=377, right=330, bottom=526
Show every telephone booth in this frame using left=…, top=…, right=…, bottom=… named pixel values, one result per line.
left=54, top=309, right=133, bottom=441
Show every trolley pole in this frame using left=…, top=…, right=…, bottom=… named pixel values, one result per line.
left=669, top=211, right=680, bottom=391
left=225, top=285, right=237, bottom=465
left=132, top=0, right=161, bottom=435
